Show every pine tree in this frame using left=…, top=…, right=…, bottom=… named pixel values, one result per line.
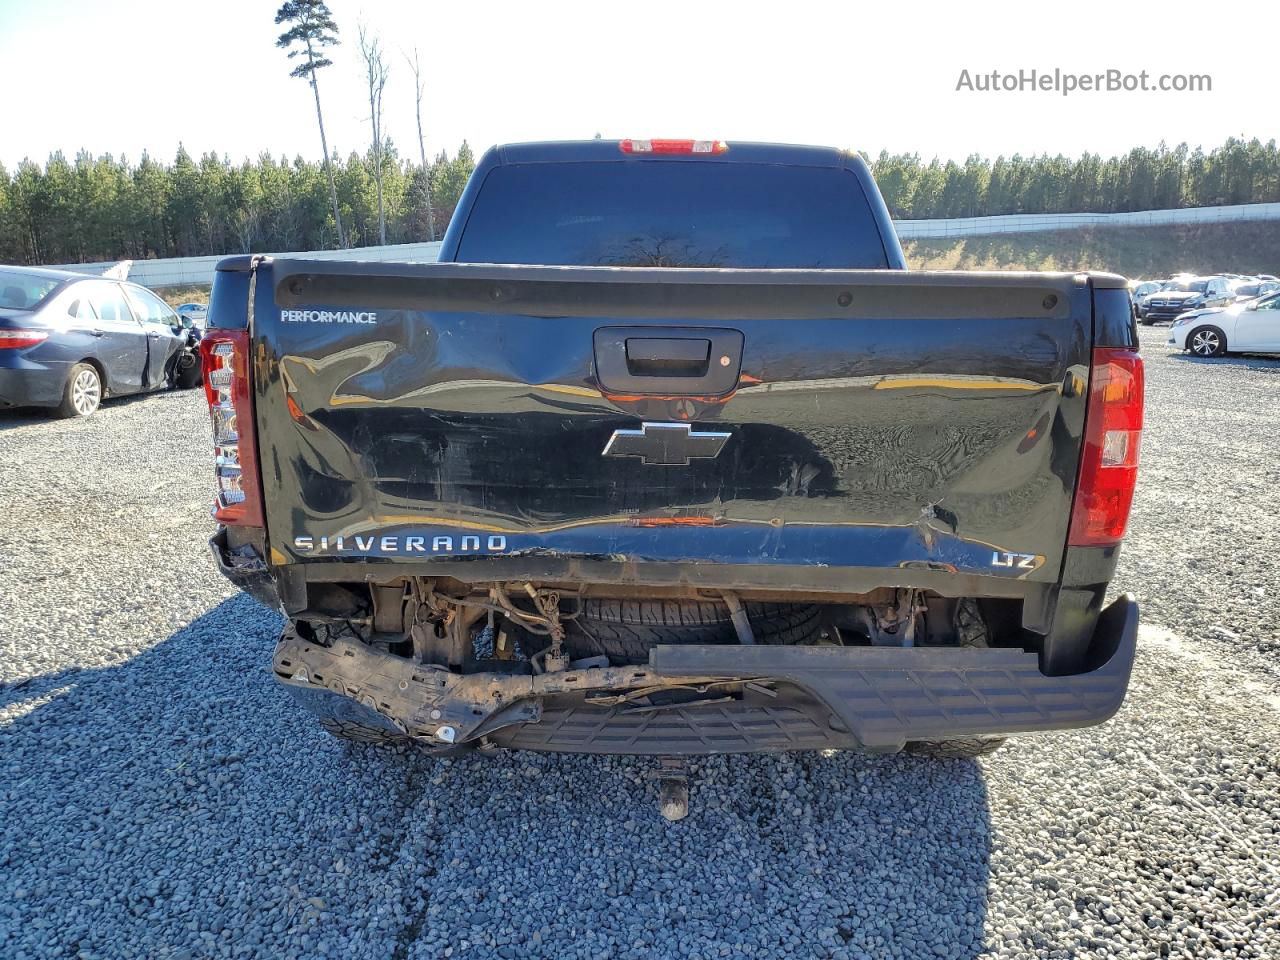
left=275, top=0, right=345, bottom=248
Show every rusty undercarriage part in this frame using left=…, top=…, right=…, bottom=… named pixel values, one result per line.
left=375, top=579, right=586, bottom=671
left=363, top=578, right=950, bottom=667
left=849, top=588, right=927, bottom=646
left=491, top=582, right=571, bottom=672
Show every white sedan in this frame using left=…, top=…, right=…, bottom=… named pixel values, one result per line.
left=1167, top=292, right=1280, bottom=357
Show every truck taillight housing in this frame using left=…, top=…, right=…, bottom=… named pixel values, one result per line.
left=201, top=331, right=263, bottom=526
left=1068, top=348, right=1144, bottom=547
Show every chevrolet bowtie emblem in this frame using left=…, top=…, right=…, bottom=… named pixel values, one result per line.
left=602, top=422, right=731, bottom=466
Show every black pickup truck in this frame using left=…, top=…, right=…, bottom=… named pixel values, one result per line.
left=204, top=139, right=1142, bottom=777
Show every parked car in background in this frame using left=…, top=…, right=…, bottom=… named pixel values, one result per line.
left=1139, top=276, right=1235, bottom=324
left=175, top=302, right=208, bottom=329
left=0, top=265, right=201, bottom=417
left=1168, top=290, right=1280, bottom=356
left=1229, top=279, right=1279, bottom=301
left=1175, top=279, right=1280, bottom=328
left=1131, top=281, right=1163, bottom=319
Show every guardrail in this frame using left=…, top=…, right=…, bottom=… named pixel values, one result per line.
left=45, top=242, right=445, bottom=288
left=893, top=201, right=1280, bottom=239
left=40, top=201, right=1280, bottom=288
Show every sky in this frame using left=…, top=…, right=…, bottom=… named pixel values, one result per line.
left=0, top=0, right=1275, bottom=170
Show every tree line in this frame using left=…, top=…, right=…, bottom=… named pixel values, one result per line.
left=5, top=136, right=1278, bottom=266
left=871, top=138, right=1280, bottom=220
left=0, top=143, right=475, bottom=266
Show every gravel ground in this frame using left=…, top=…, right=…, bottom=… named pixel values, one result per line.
left=1, top=325, right=1278, bottom=959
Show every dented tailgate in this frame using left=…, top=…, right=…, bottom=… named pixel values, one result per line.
left=251, top=260, right=1091, bottom=586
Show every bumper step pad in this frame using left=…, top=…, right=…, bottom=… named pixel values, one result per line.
left=651, top=595, right=1136, bottom=750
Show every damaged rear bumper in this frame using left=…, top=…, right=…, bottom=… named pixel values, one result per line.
left=274, top=595, right=1138, bottom=755
left=210, top=528, right=279, bottom=610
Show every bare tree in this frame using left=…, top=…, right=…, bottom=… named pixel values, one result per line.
left=273, top=184, right=303, bottom=250
left=405, top=47, right=437, bottom=241
left=232, top=208, right=260, bottom=253
left=358, top=24, right=390, bottom=246
left=275, top=0, right=345, bottom=248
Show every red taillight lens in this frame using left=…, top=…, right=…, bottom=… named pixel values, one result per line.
left=0, top=329, right=50, bottom=349
left=200, top=331, right=263, bottom=526
left=1068, top=348, right=1144, bottom=547
left=619, top=139, right=728, bottom=155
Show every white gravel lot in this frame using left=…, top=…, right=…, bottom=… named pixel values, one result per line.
left=1, top=325, right=1278, bottom=959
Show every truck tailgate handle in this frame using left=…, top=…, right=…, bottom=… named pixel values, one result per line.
left=625, top=338, right=711, bottom=377
left=594, top=326, right=743, bottom=397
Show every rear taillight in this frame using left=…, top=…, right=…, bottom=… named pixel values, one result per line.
left=619, top=139, right=728, bottom=155
left=200, top=331, right=263, bottom=526
left=0, top=329, right=50, bottom=349
left=1068, top=348, right=1144, bottom=547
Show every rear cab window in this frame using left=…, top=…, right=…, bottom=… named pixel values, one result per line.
left=454, top=161, right=891, bottom=268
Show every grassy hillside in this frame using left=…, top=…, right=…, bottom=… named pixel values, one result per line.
left=903, top=220, right=1280, bottom=279
left=158, top=284, right=212, bottom=308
